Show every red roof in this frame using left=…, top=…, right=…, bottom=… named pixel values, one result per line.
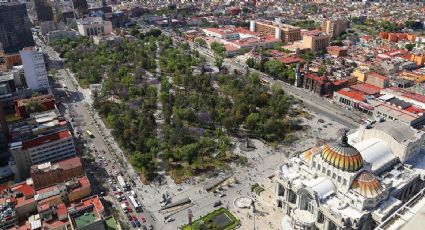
left=56, top=203, right=68, bottom=217
left=402, top=91, right=425, bottom=104
left=368, top=72, right=388, bottom=81
left=404, top=106, right=424, bottom=114
left=278, top=57, right=304, bottom=64
left=57, top=157, right=82, bottom=171
left=350, top=83, right=382, bottom=95
left=336, top=89, right=366, bottom=102
left=12, top=183, right=34, bottom=198
left=22, top=130, right=71, bottom=150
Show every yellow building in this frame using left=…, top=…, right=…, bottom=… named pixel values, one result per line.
left=351, top=68, right=370, bottom=83
left=302, top=31, right=331, bottom=52
left=410, top=54, right=425, bottom=67
left=399, top=71, right=425, bottom=83
left=322, top=19, right=347, bottom=38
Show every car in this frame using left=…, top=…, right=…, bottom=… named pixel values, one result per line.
left=141, top=215, right=146, bottom=223
left=132, top=215, right=137, bottom=221
left=136, top=221, right=141, bottom=227
left=127, top=214, right=132, bottom=221
left=142, top=225, right=148, bottom=230
left=219, top=193, right=226, bottom=198
left=166, top=217, right=175, bottom=222
left=128, top=207, right=133, bottom=213
left=213, top=200, right=222, bottom=207
left=125, top=201, right=129, bottom=206
left=130, top=220, right=136, bottom=228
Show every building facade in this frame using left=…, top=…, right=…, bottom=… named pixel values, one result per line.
left=250, top=20, right=302, bottom=43
left=10, top=130, right=76, bottom=181
left=33, top=0, right=54, bottom=22
left=19, top=47, right=50, bottom=90
left=0, top=2, right=35, bottom=54
left=31, top=157, right=84, bottom=190
left=302, top=32, right=331, bottom=53
left=322, top=19, right=347, bottom=38
left=76, top=17, right=113, bottom=36
left=276, top=123, right=425, bottom=230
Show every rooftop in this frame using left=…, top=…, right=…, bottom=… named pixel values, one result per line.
left=74, top=210, right=96, bottom=228
left=21, top=130, right=71, bottom=150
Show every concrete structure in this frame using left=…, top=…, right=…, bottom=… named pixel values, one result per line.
left=68, top=196, right=105, bottom=230
left=302, top=31, right=331, bottom=53
left=0, top=2, right=35, bottom=54
left=10, top=130, right=76, bottom=181
left=276, top=124, right=425, bottom=230
left=76, top=17, right=113, bottom=36
left=249, top=20, right=302, bottom=43
left=19, top=47, right=50, bottom=90
left=31, top=157, right=84, bottom=190
left=365, top=72, right=389, bottom=89
left=322, top=19, right=347, bottom=38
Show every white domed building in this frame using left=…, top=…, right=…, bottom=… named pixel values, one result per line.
left=276, top=121, right=425, bottom=230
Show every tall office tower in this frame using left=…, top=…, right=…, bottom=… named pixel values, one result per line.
left=34, top=0, right=54, bottom=22
left=72, top=0, right=88, bottom=18
left=19, top=47, right=50, bottom=90
left=0, top=1, right=35, bottom=54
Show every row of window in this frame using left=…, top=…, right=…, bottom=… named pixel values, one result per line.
left=313, top=161, right=348, bottom=185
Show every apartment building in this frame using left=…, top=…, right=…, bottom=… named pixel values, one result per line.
left=31, top=157, right=84, bottom=190
left=10, top=130, right=76, bottom=181
left=19, top=47, right=50, bottom=90
left=302, top=31, right=331, bottom=52
left=322, top=19, right=347, bottom=38
left=249, top=20, right=301, bottom=43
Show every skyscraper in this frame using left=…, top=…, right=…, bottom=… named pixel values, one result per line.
left=0, top=2, right=35, bottom=54
left=34, top=0, right=54, bottom=22
left=20, top=47, right=50, bottom=90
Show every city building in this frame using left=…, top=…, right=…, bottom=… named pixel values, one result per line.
left=277, top=123, right=425, bottom=230
left=0, top=181, right=37, bottom=229
left=68, top=195, right=106, bottom=230
left=249, top=20, right=302, bottom=43
left=10, top=130, right=76, bottom=181
left=327, top=46, right=348, bottom=58
left=33, top=0, right=54, bottom=22
left=302, top=31, right=331, bottom=53
left=0, top=2, right=35, bottom=54
left=19, top=47, right=50, bottom=90
left=322, top=19, right=347, bottom=38
left=31, top=157, right=84, bottom=190
left=365, top=72, right=389, bottom=89
left=76, top=17, right=113, bottom=36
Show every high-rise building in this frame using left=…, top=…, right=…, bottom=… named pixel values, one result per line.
left=0, top=2, right=35, bottom=54
left=10, top=130, right=76, bottom=181
left=33, top=0, right=54, bottom=22
left=322, top=19, right=347, bottom=38
left=19, top=47, right=50, bottom=90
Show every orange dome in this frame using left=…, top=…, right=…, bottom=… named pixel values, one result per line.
left=321, top=132, right=363, bottom=172
left=351, top=171, right=384, bottom=198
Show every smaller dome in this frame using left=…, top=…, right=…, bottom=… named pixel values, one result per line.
left=351, top=171, right=384, bottom=198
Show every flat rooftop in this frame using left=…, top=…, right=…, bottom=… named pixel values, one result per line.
left=74, top=211, right=96, bottom=228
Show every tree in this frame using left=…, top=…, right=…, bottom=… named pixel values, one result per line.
left=194, top=38, right=207, bottom=47
left=246, top=57, right=255, bottom=68
left=210, top=42, right=226, bottom=70
left=405, top=43, right=415, bottom=51
left=317, top=66, right=326, bottom=76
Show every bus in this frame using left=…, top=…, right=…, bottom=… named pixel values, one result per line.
left=86, top=130, right=94, bottom=138
left=129, top=195, right=142, bottom=212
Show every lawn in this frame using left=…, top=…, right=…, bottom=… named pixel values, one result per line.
left=182, top=208, right=240, bottom=230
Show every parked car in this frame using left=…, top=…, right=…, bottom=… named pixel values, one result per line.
left=213, top=200, right=222, bottom=207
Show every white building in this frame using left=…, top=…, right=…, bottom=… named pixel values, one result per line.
left=9, top=130, right=76, bottom=181
left=76, top=17, right=113, bottom=36
left=276, top=121, right=425, bottom=230
left=19, top=47, right=49, bottom=90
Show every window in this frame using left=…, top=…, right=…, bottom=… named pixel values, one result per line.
left=332, top=173, right=336, bottom=179
left=327, top=170, right=331, bottom=176
left=322, top=167, right=325, bottom=173
left=318, top=164, right=321, bottom=170
left=313, top=162, right=316, bottom=167
left=343, top=179, right=347, bottom=185
left=337, top=176, right=341, bottom=182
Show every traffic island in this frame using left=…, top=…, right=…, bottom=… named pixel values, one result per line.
left=182, top=208, right=240, bottom=230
